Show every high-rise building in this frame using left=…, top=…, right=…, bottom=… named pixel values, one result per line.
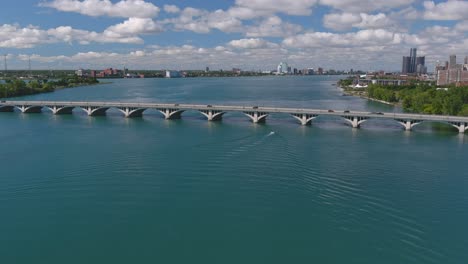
left=402, top=48, right=419, bottom=74
left=416, top=56, right=426, bottom=74
left=277, top=62, right=289, bottom=74
left=402, top=56, right=411, bottom=74
left=410, top=48, right=417, bottom=73
left=449, top=55, right=457, bottom=68
left=437, top=54, right=468, bottom=85
left=464, top=56, right=468, bottom=64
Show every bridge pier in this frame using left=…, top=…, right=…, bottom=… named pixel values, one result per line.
left=449, top=122, right=468, bottom=133
left=199, top=109, right=225, bottom=121
left=17, top=105, right=43, bottom=113
left=291, top=113, right=317, bottom=125
left=118, top=107, right=146, bottom=118
left=82, top=106, right=110, bottom=116
left=47, top=106, right=75, bottom=115
left=0, top=105, right=14, bottom=112
left=343, top=116, right=368, bottom=128
left=157, top=108, right=185, bottom=119
left=396, top=119, right=421, bottom=131
left=244, top=111, right=268, bottom=123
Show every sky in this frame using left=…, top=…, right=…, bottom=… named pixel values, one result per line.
left=0, top=0, right=468, bottom=71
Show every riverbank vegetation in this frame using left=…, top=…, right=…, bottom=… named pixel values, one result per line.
left=367, top=83, right=468, bottom=116
left=0, top=77, right=99, bottom=98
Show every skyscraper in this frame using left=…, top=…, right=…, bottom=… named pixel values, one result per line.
left=449, top=55, right=456, bottom=68
left=402, top=48, right=418, bottom=74
left=409, top=48, right=417, bottom=73
left=464, top=56, right=468, bottom=64
left=402, top=56, right=411, bottom=74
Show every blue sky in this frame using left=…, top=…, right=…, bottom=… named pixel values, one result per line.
left=1, top=0, right=467, bottom=71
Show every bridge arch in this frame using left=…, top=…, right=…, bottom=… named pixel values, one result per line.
left=199, top=109, right=225, bottom=121
left=342, top=115, right=368, bottom=128
left=156, top=108, right=185, bottom=119
left=16, top=105, right=43, bottom=113
left=117, top=107, right=147, bottom=118
left=291, top=113, right=318, bottom=125
left=45, top=105, right=75, bottom=115
left=244, top=111, right=268, bottom=123
left=80, top=106, right=110, bottom=116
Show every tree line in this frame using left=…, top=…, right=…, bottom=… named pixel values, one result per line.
left=0, top=76, right=99, bottom=98
left=367, top=83, right=468, bottom=116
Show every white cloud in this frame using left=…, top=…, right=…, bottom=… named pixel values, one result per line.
left=455, top=20, right=468, bottom=31
left=245, top=16, right=303, bottom=37
left=0, top=24, right=51, bottom=48
left=163, top=5, right=180, bottom=14
left=319, top=0, right=414, bottom=12
left=40, top=0, right=160, bottom=18
left=423, top=1, right=468, bottom=20
left=228, top=38, right=272, bottom=49
left=104, top=18, right=164, bottom=36
left=0, top=21, right=162, bottom=48
left=323, top=13, right=361, bottom=31
left=235, top=0, right=318, bottom=16
left=164, top=7, right=243, bottom=34
left=282, top=29, right=403, bottom=48
left=324, top=12, right=396, bottom=31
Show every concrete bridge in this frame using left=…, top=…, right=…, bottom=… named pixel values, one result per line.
left=1, top=100, right=468, bottom=133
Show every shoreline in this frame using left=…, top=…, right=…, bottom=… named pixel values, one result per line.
left=338, top=85, right=398, bottom=106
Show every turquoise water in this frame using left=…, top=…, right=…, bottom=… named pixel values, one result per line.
left=1, top=76, right=467, bottom=263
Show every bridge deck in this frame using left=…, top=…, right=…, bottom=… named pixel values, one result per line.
left=2, top=100, right=468, bottom=123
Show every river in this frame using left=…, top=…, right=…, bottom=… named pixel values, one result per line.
left=0, top=76, right=467, bottom=263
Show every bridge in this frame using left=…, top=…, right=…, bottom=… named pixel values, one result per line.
left=1, top=100, right=467, bottom=133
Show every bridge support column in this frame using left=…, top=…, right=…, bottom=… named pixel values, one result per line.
left=18, top=105, right=43, bottom=113
left=449, top=122, right=468, bottom=133
left=397, top=119, right=421, bottom=131
left=291, top=113, right=317, bottom=125
left=343, top=116, right=368, bottom=128
left=48, top=106, right=74, bottom=115
left=244, top=111, right=268, bottom=123
left=82, top=106, right=109, bottom=116
left=157, top=108, right=185, bottom=119
left=199, top=110, right=225, bottom=121
left=118, top=107, right=146, bottom=118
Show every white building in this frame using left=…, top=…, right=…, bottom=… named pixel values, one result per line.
left=277, top=62, right=289, bottom=75
left=165, top=70, right=182, bottom=78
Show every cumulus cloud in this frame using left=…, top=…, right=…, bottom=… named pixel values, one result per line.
left=0, top=24, right=51, bottom=48
left=164, top=7, right=243, bottom=34
left=423, top=1, right=468, bottom=20
left=163, top=4, right=180, bottom=14
left=282, top=29, right=403, bottom=48
left=0, top=21, right=165, bottom=48
left=245, top=16, right=303, bottom=37
left=40, top=0, right=160, bottom=18
left=319, top=0, right=414, bottom=12
left=324, top=12, right=396, bottom=31
left=228, top=38, right=271, bottom=49
left=235, top=0, right=318, bottom=16
left=104, top=18, right=164, bottom=36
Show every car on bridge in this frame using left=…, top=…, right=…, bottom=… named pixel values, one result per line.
left=371, top=112, right=384, bottom=115
left=328, top=109, right=334, bottom=113
left=344, top=110, right=350, bottom=113
left=253, top=106, right=258, bottom=109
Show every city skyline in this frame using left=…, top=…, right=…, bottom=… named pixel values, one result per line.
left=1, top=0, right=468, bottom=71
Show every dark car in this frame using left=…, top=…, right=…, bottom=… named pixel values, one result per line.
left=344, top=110, right=350, bottom=113
left=371, top=112, right=384, bottom=115
left=207, top=105, right=212, bottom=107
left=328, top=109, right=334, bottom=113
left=253, top=106, right=258, bottom=109
left=174, top=103, right=179, bottom=106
